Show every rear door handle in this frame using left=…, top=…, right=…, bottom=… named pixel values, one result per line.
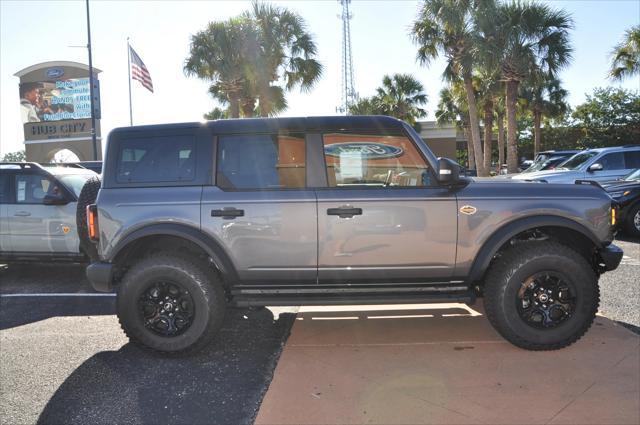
left=14, top=211, right=31, bottom=217
left=211, top=207, right=244, bottom=219
left=327, top=206, right=362, bottom=218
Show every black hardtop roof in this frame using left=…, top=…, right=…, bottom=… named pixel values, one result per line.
left=109, top=115, right=407, bottom=136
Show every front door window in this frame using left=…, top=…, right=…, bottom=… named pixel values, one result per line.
left=322, top=133, right=433, bottom=188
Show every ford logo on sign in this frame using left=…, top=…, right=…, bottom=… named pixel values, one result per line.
left=324, top=142, right=403, bottom=159
left=46, top=68, right=64, bottom=78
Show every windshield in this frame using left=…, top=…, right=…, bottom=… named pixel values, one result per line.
left=623, top=169, right=640, bottom=181
left=57, top=174, right=93, bottom=197
left=523, top=158, right=558, bottom=173
left=558, top=152, right=597, bottom=170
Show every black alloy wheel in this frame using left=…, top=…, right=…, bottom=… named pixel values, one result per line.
left=516, top=272, right=576, bottom=329
left=138, top=281, right=195, bottom=337
left=117, top=253, right=226, bottom=354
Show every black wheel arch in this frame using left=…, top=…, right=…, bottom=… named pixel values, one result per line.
left=109, top=223, right=239, bottom=285
left=468, top=215, right=602, bottom=284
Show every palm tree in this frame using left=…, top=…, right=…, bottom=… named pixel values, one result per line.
left=203, top=106, right=229, bottom=120
left=374, top=74, right=428, bottom=125
left=478, top=1, right=573, bottom=172
left=476, top=70, right=502, bottom=174
left=247, top=1, right=323, bottom=116
left=610, top=25, right=640, bottom=81
left=184, top=17, right=258, bottom=118
left=436, top=82, right=476, bottom=171
left=494, top=97, right=506, bottom=169
left=348, top=97, right=380, bottom=115
left=185, top=2, right=322, bottom=119
left=521, top=75, right=569, bottom=155
left=412, top=0, right=490, bottom=176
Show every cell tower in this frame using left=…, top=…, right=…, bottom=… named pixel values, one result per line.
left=337, top=0, right=356, bottom=114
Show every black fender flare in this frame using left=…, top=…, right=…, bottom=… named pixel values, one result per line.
left=468, top=215, right=601, bottom=283
left=109, top=223, right=239, bottom=284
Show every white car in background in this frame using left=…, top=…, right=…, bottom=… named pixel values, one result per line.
left=0, top=162, right=98, bottom=263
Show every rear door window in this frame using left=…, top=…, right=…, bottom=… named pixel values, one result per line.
left=624, top=151, right=640, bottom=169
left=216, top=134, right=306, bottom=190
left=116, top=135, right=196, bottom=183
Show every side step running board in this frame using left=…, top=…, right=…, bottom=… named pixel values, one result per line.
left=231, top=291, right=475, bottom=307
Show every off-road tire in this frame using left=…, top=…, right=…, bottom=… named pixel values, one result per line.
left=623, top=203, right=640, bottom=238
left=117, top=253, right=226, bottom=354
left=76, top=176, right=101, bottom=261
left=484, top=241, right=599, bottom=350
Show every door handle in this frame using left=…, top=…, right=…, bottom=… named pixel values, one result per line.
left=327, top=206, right=362, bottom=218
left=211, top=207, right=244, bottom=219
left=14, top=211, right=31, bottom=217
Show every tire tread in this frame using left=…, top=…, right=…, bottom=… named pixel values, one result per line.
left=484, top=241, right=600, bottom=351
left=117, top=252, right=225, bottom=355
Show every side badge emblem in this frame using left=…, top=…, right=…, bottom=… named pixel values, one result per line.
left=460, top=205, right=477, bottom=215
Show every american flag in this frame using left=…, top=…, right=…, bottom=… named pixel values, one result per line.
left=129, top=46, right=153, bottom=93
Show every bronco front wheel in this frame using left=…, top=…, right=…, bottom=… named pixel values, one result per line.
left=484, top=241, right=599, bottom=350
left=117, top=253, right=226, bottom=354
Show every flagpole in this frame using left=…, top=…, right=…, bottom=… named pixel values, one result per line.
left=127, top=37, right=133, bottom=126
left=85, top=0, right=98, bottom=160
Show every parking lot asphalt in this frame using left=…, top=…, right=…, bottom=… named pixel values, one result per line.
left=0, top=275, right=295, bottom=425
left=0, top=236, right=638, bottom=424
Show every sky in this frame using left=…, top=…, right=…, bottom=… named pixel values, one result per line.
left=1, top=0, right=639, bottom=157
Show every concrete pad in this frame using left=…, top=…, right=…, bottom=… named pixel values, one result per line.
left=257, top=303, right=640, bottom=425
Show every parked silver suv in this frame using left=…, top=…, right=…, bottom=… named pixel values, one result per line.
left=512, top=145, right=640, bottom=184
left=83, top=116, right=623, bottom=354
left=0, top=162, right=97, bottom=262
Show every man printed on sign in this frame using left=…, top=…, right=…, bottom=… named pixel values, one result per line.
left=19, top=82, right=43, bottom=123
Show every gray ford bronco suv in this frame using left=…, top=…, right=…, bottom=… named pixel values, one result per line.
left=82, top=116, right=623, bottom=354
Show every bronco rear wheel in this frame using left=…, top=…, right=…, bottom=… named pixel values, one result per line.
left=484, top=241, right=599, bottom=350
left=117, top=253, right=226, bottom=354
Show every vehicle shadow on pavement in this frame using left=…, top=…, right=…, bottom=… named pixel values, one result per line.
left=36, top=308, right=295, bottom=425
left=0, top=263, right=93, bottom=294
left=0, top=297, right=115, bottom=330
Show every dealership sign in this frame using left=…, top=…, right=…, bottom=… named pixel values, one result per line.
left=46, top=67, right=65, bottom=78
left=324, top=142, right=404, bottom=159
left=16, top=61, right=102, bottom=143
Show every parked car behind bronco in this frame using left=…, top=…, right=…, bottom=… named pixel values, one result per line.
left=0, top=162, right=98, bottom=262
left=81, top=116, right=623, bottom=354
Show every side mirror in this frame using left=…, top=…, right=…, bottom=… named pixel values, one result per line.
left=588, top=163, right=604, bottom=172
left=43, top=194, right=69, bottom=205
left=437, top=157, right=461, bottom=184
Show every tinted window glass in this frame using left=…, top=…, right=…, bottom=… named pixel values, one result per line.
left=624, top=151, right=640, bottom=169
left=599, top=152, right=625, bottom=170
left=216, top=134, right=306, bottom=190
left=322, top=133, right=432, bottom=187
left=0, top=173, right=9, bottom=203
left=560, top=152, right=596, bottom=170
left=116, top=135, right=195, bottom=183
left=14, top=174, right=57, bottom=204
